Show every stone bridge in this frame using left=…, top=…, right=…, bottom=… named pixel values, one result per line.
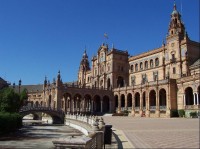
left=19, top=106, right=65, bottom=124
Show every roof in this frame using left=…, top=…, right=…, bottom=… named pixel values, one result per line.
left=11, top=84, right=43, bottom=93
left=189, top=59, right=200, bottom=70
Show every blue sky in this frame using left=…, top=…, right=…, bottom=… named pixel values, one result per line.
left=0, top=0, right=199, bottom=85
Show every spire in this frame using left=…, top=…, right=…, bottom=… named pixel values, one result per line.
left=57, top=70, right=61, bottom=80
left=173, top=1, right=176, bottom=11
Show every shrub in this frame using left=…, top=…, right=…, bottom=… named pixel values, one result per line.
left=170, top=109, right=179, bottom=117
left=190, top=111, right=197, bottom=118
left=178, top=109, right=185, bottom=117
left=0, top=112, right=22, bottom=135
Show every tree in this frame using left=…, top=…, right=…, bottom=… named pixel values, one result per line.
left=0, top=88, right=20, bottom=112
left=20, top=89, right=28, bottom=107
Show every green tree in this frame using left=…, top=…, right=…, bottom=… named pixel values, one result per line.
left=0, top=88, right=20, bottom=112
left=20, top=88, right=28, bottom=107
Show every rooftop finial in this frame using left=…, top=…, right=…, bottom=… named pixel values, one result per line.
left=174, top=0, right=177, bottom=10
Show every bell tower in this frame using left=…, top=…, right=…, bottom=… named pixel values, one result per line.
left=78, top=49, right=90, bottom=86
left=167, top=2, right=185, bottom=40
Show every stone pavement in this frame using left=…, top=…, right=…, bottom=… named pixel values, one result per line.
left=103, top=116, right=200, bottom=149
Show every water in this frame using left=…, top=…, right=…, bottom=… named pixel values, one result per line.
left=0, top=120, right=83, bottom=149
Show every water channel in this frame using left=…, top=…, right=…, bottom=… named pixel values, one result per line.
left=0, top=116, right=83, bottom=149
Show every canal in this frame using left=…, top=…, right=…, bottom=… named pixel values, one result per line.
left=0, top=119, right=83, bottom=149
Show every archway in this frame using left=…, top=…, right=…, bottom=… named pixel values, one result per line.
left=149, top=90, right=156, bottom=109
left=185, top=87, right=193, bottom=105
left=135, top=92, right=140, bottom=109
left=142, top=92, right=146, bottom=108
left=121, top=94, right=125, bottom=110
left=35, top=101, right=39, bottom=107
left=114, top=95, right=118, bottom=110
left=159, top=89, right=166, bottom=107
left=63, top=93, right=71, bottom=113
left=74, top=94, right=82, bottom=113
left=117, top=76, right=124, bottom=87
left=84, top=94, right=92, bottom=112
left=93, top=95, right=101, bottom=112
left=48, top=95, right=51, bottom=107
left=127, top=93, right=132, bottom=109
left=107, top=78, right=111, bottom=89
left=103, top=95, right=110, bottom=112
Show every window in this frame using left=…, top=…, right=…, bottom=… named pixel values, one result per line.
left=140, top=62, right=143, bottom=70
left=153, top=71, right=158, bottom=81
left=131, top=76, right=135, bottom=86
left=155, top=58, right=159, bottom=66
left=150, top=59, right=153, bottom=68
left=135, top=64, right=138, bottom=72
left=172, top=54, right=175, bottom=59
left=145, top=61, right=148, bottom=69
left=130, top=65, right=133, bottom=72
left=173, top=67, right=176, bottom=74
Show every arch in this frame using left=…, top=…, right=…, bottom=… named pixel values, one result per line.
left=121, top=94, right=125, bottom=108
left=74, top=93, right=82, bottom=113
left=117, top=76, right=124, bottom=87
left=185, top=87, right=193, bottom=105
left=150, top=59, right=153, bottom=68
left=35, top=101, right=39, bottom=107
left=48, top=95, right=52, bottom=107
left=130, top=65, right=133, bottom=72
left=145, top=61, right=148, bottom=69
left=63, top=93, right=72, bottom=113
left=103, top=95, right=110, bottom=112
left=135, top=63, right=138, bottom=72
left=107, top=78, right=111, bottom=89
left=93, top=95, right=101, bottom=112
left=135, top=92, right=140, bottom=108
left=127, top=93, right=132, bottom=108
left=140, top=62, right=143, bottom=70
left=155, top=58, right=159, bottom=66
left=84, top=94, right=92, bottom=112
left=149, top=90, right=156, bottom=108
left=40, top=101, right=43, bottom=106
left=159, top=89, right=166, bottom=106
left=100, top=80, right=103, bottom=88
left=114, top=95, right=118, bottom=108
left=142, top=92, right=146, bottom=108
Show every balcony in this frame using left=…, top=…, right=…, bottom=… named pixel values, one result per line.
left=170, top=58, right=176, bottom=63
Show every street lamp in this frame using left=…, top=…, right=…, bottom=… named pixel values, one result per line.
left=19, top=79, right=21, bottom=93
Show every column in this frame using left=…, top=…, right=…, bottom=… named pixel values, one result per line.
left=183, top=94, right=186, bottom=106
left=131, top=93, right=135, bottom=116
left=139, top=93, right=143, bottom=116
left=193, top=93, right=196, bottom=105
left=197, top=94, right=199, bottom=105
left=145, top=91, right=150, bottom=117
left=118, top=96, right=121, bottom=113
left=101, top=99, right=103, bottom=113
left=82, top=98, right=85, bottom=112
left=125, top=95, right=127, bottom=110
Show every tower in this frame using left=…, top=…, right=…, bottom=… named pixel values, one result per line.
left=165, top=2, right=188, bottom=79
left=78, top=49, right=90, bottom=86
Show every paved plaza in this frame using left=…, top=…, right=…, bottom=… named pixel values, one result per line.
left=103, top=116, right=200, bottom=149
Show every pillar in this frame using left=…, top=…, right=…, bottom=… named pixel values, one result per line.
left=183, top=94, right=186, bottom=106
left=131, top=93, right=135, bottom=116
left=125, top=95, right=127, bottom=110
left=118, top=96, right=121, bottom=113
left=145, top=91, right=150, bottom=117
left=197, top=94, right=199, bottom=105
left=139, top=93, right=143, bottom=116
left=101, top=99, right=103, bottom=113
left=193, top=93, right=196, bottom=105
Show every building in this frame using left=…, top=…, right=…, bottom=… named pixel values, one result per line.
left=20, top=3, right=199, bottom=117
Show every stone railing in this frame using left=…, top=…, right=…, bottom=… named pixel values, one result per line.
left=53, top=113, right=110, bottom=149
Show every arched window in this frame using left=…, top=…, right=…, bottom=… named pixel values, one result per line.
left=130, top=65, right=133, bottom=72
left=150, top=59, right=153, bottom=68
left=155, top=58, right=159, bottom=66
left=135, top=64, right=138, bottom=72
left=140, top=62, right=143, bottom=70
left=145, top=61, right=148, bottom=69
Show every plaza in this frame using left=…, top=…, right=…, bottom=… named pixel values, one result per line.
left=103, top=116, right=200, bottom=148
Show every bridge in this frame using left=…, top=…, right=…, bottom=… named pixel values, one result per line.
left=19, top=106, right=65, bottom=124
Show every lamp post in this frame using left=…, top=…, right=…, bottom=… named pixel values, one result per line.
left=19, top=79, right=21, bottom=94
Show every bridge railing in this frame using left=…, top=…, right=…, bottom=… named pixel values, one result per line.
left=19, top=106, right=65, bottom=115
left=53, top=113, right=109, bottom=149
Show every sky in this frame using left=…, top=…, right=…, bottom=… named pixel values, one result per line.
left=0, top=0, right=199, bottom=85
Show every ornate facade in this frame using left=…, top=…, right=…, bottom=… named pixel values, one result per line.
left=22, top=3, right=199, bottom=117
